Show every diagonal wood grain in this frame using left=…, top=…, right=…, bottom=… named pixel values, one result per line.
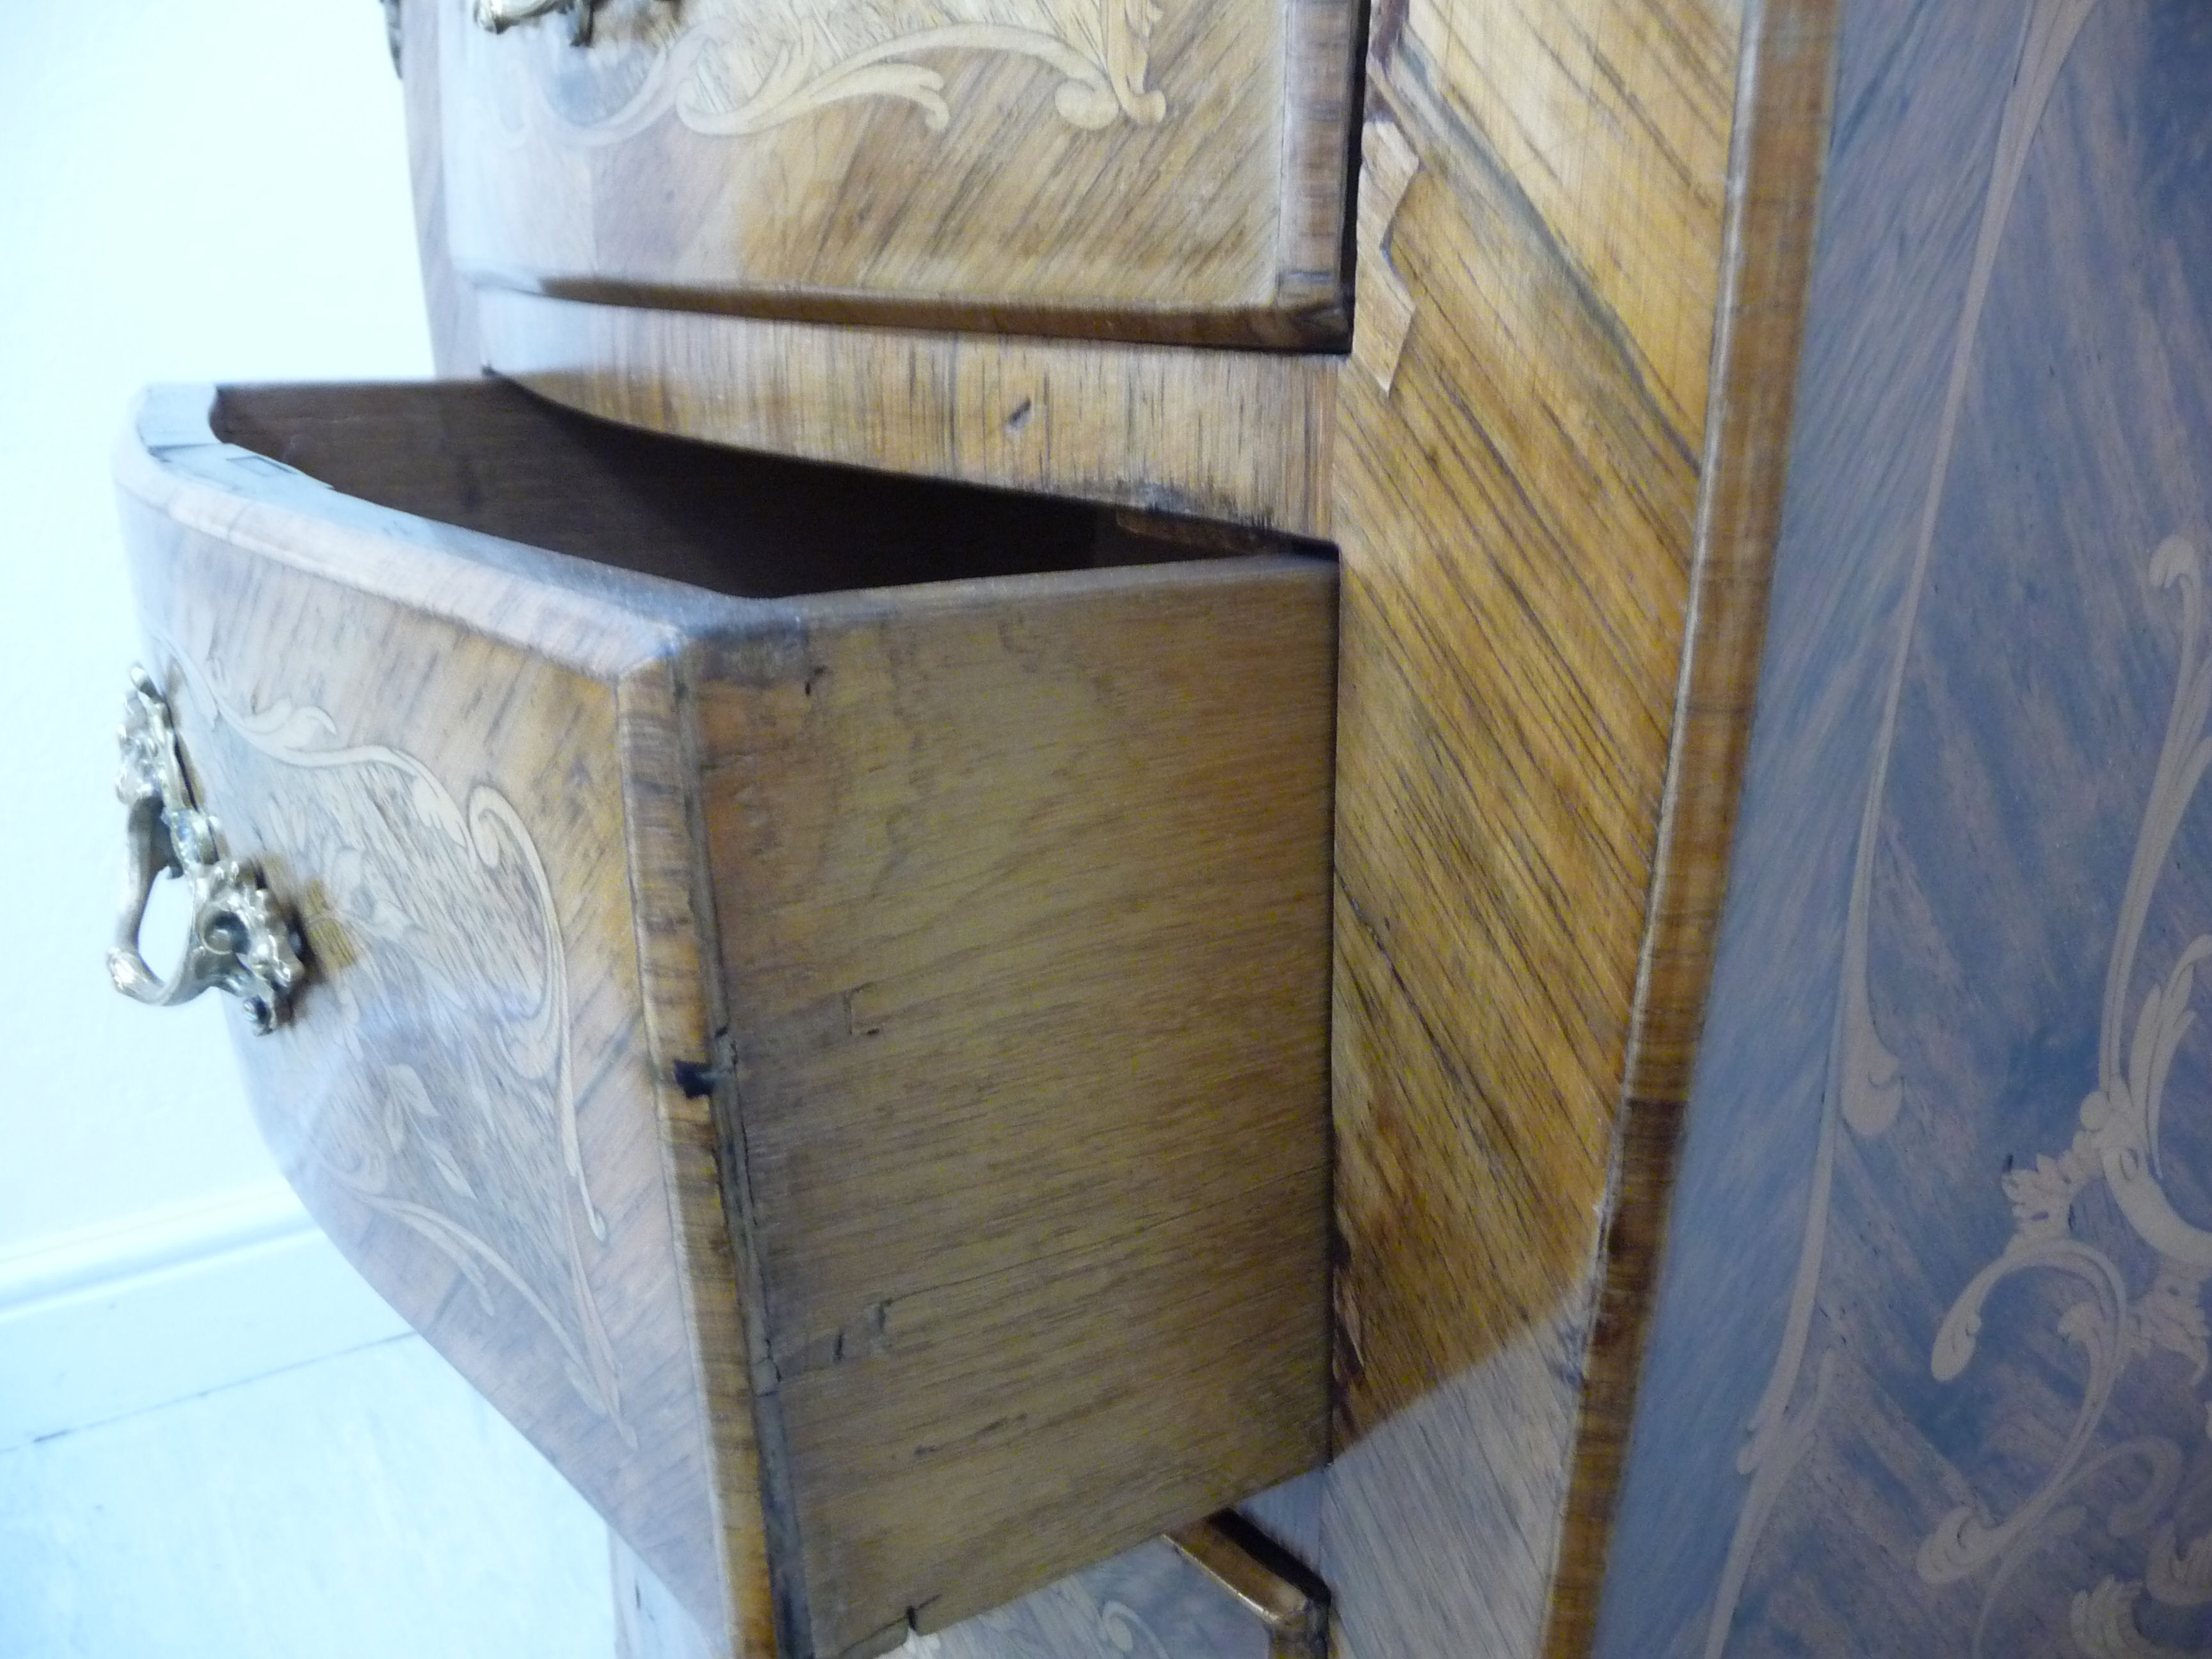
left=1315, top=3, right=1837, bottom=1655
left=433, top=0, right=1359, bottom=346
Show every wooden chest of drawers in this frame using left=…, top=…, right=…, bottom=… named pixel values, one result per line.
left=112, top=379, right=1333, bottom=1657
left=103, top=0, right=2212, bottom=1652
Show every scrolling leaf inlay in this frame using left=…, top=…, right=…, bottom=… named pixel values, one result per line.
left=544, top=0, right=1169, bottom=141
left=1702, top=3, right=2103, bottom=1650
left=1921, top=537, right=2212, bottom=1655
left=198, top=673, right=629, bottom=1441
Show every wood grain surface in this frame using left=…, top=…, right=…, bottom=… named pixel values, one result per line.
left=113, top=381, right=1335, bottom=1659
left=1594, top=3, right=2212, bottom=1654
left=367, top=0, right=2212, bottom=1653
left=114, top=388, right=757, bottom=1647
left=474, top=287, right=1338, bottom=536
left=1326, top=0, right=1734, bottom=1452
left=385, top=0, right=1848, bottom=1650
left=1543, top=6, right=1837, bottom=1653
left=200, top=0, right=2212, bottom=1649
left=403, top=0, right=1342, bottom=537
left=1294, top=1, right=1838, bottom=1655
left=691, top=560, right=1334, bottom=1652
left=431, top=0, right=1358, bottom=346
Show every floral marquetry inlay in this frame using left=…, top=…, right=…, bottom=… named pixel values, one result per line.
left=1692, top=1, right=2212, bottom=1655
left=1916, top=536, right=2212, bottom=1653
left=183, top=666, right=628, bottom=1440
left=538, top=0, right=1169, bottom=141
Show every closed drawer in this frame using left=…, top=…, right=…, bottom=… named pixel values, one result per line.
left=111, top=380, right=1334, bottom=1657
left=418, top=0, right=1359, bottom=346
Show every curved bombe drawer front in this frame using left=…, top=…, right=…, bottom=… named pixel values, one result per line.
left=419, top=0, right=1359, bottom=346
left=112, top=380, right=1334, bottom=1658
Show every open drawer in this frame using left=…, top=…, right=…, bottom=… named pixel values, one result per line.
left=109, top=380, right=1334, bottom=1658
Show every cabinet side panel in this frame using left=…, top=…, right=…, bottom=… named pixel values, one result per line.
left=1320, top=0, right=1771, bottom=1652
left=1598, top=2, right=2212, bottom=1653
left=115, top=501, right=735, bottom=1639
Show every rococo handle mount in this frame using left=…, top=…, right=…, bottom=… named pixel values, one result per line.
left=108, top=666, right=303, bottom=1034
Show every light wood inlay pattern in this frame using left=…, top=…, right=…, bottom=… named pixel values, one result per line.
left=1593, top=4, right=2212, bottom=1653
left=113, top=407, right=749, bottom=1642
left=376, top=0, right=2212, bottom=1651
left=432, top=0, right=1359, bottom=346
left=391, top=0, right=1858, bottom=1651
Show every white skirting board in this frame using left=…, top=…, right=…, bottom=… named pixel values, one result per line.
left=0, top=1182, right=410, bottom=1450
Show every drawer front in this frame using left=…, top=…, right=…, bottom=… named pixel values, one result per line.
left=111, top=409, right=762, bottom=1651
left=424, top=0, right=1359, bottom=345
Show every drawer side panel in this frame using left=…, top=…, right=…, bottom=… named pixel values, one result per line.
left=695, top=562, right=1337, bottom=1652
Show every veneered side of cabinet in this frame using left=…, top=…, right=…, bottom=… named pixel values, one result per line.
left=689, top=561, right=1336, bottom=1656
left=1306, top=1, right=1836, bottom=1655
left=1595, top=3, right=2212, bottom=1652
left=109, top=399, right=773, bottom=1654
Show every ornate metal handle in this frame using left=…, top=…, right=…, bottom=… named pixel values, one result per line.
left=471, top=0, right=602, bottom=46
left=108, top=668, right=304, bottom=1034
left=469, top=0, right=674, bottom=47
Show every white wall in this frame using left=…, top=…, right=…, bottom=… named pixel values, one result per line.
left=0, top=19, right=639, bottom=1653
left=0, top=0, right=432, bottom=1254
left=0, top=20, right=621, bottom=1657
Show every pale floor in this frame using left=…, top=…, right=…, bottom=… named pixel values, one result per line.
left=0, top=1335, right=616, bottom=1659
left=0, top=1276, right=1294, bottom=1659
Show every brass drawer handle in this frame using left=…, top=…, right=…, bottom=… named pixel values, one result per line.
left=469, top=0, right=674, bottom=47
left=108, top=667, right=303, bottom=1033
left=471, top=0, right=605, bottom=46
left=471, top=0, right=582, bottom=36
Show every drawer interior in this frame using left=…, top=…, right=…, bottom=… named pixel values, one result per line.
left=210, top=380, right=1284, bottom=600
